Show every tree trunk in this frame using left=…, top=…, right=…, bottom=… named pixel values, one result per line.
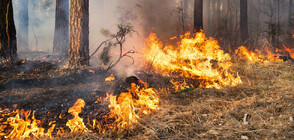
left=182, top=0, right=189, bottom=33
left=207, top=0, right=211, bottom=32
left=240, top=0, right=249, bottom=45
left=255, top=0, right=261, bottom=49
left=273, top=0, right=278, bottom=21
left=19, top=0, right=28, bottom=51
left=181, top=1, right=185, bottom=33
left=228, top=0, right=232, bottom=50
left=69, top=0, right=89, bottom=68
left=211, top=0, right=216, bottom=33
left=216, top=0, right=221, bottom=30
left=53, top=0, right=69, bottom=56
left=277, top=0, right=280, bottom=48
left=194, top=0, right=203, bottom=32
left=0, top=0, right=17, bottom=61
left=289, top=0, right=293, bottom=26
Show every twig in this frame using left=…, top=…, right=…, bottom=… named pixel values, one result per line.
left=231, top=128, right=266, bottom=133
left=243, top=113, right=249, bottom=125
left=90, top=38, right=112, bottom=58
left=107, top=49, right=136, bottom=71
left=104, top=23, right=136, bottom=70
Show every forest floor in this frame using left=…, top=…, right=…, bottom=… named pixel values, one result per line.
left=0, top=52, right=293, bottom=139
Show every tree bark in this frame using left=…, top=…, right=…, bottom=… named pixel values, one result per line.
left=69, top=0, right=89, bottom=68
left=256, top=0, right=261, bottom=48
left=53, top=0, right=69, bottom=56
left=194, top=0, right=203, bottom=32
left=207, top=0, right=211, bottom=31
left=0, top=0, right=17, bottom=60
left=228, top=0, right=232, bottom=48
left=240, top=0, right=249, bottom=45
left=216, top=0, right=221, bottom=29
left=289, top=0, right=293, bottom=25
left=273, top=0, right=278, bottom=21
left=182, top=0, right=189, bottom=33
left=211, top=0, right=216, bottom=32
left=19, top=0, right=28, bottom=51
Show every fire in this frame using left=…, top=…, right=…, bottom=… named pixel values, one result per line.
left=144, top=31, right=242, bottom=89
left=0, top=82, right=159, bottom=138
left=235, top=46, right=283, bottom=63
left=0, top=109, right=55, bottom=139
left=0, top=79, right=159, bottom=139
left=108, top=82, right=159, bottom=132
left=170, top=79, right=192, bottom=92
left=66, top=99, right=89, bottom=133
left=279, top=46, right=294, bottom=59
left=105, top=74, right=115, bottom=82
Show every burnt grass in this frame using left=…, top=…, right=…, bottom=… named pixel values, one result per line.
left=0, top=59, right=115, bottom=133
left=0, top=58, right=294, bottom=139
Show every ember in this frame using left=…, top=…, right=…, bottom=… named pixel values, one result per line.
left=105, top=74, right=115, bottom=82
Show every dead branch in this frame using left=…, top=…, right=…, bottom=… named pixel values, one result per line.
left=90, top=38, right=112, bottom=58
left=90, top=23, right=136, bottom=70
left=107, top=49, right=136, bottom=71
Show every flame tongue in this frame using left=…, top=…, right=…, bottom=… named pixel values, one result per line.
left=108, top=82, right=159, bottom=132
left=0, top=83, right=159, bottom=138
left=66, top=99, right=89, bottom=133
left=280, top=46, right=294, bottom=59
left=235, top=46, right=283, bottom=63
left=0, top=109, right=55, bottom=139
left=144, top=32, right=242, bottom=89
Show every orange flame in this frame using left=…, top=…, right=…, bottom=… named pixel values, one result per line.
left=0, top=109, right=55, bottom=139
left=170, top=79, right=192, bottom=92
left=144, top=32, right=242, bottom=89
left=105, top=74, right=115, bottom=82
left=280, top=46, right=294, bottom=59
left=1, top=82, right=159, bottom=138
left=108, top=82, right=159, bottom=132
left=235, top=46, right=283, bottom=63
left=66, top=99, right=89, bottom=133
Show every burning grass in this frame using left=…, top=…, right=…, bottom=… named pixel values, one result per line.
left=0, top=71, right=159, bottom=139
left=0, top=31, right=293, bottom=139
left=144, top=31, right=242, bottom=89
left=0, top=62, right=293, bottom=139
left=105, top=61, right=293, bottom=139
left=44, top=61, right=293, bottom=140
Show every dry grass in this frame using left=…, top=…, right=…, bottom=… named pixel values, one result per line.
left=51, top=61, right=294, bottom=139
